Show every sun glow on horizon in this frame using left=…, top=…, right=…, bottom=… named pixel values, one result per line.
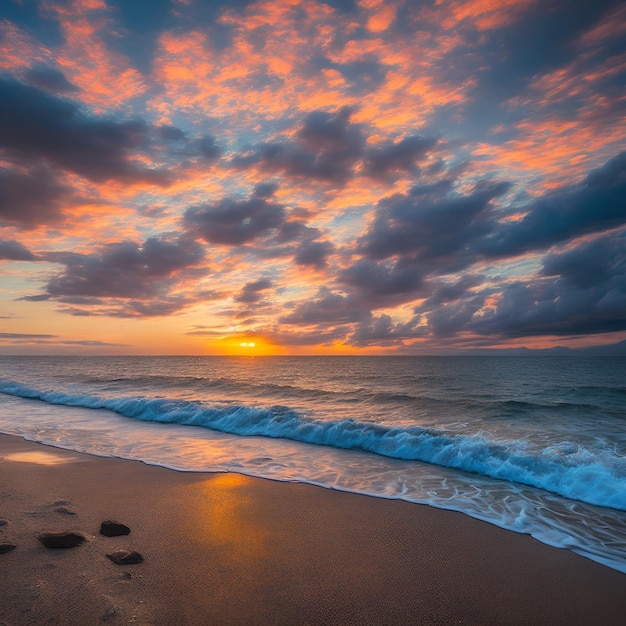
left=205, top=334, right=284, bottom=356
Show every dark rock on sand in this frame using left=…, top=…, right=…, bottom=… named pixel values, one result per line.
left=0, top=543, right=17, bottom=554
left=106, top=550, right=143, bottom=565
left=38, top=531, right=86, bottom=549
left=100, top=520, right=131, bottom=537
left=0, top=518, right=8, bottom=527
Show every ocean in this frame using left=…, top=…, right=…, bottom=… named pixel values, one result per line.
left=1, top=355, right=625, bottom=573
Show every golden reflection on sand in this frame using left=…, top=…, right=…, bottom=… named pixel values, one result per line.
left=186, top=473, right=268, bottom=563
left=3, top=450, right=79, bottom=465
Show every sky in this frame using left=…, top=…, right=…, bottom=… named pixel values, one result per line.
left=0, top=0, right=625, bottom=355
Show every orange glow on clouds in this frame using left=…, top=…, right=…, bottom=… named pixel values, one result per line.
left=1, top=0, right=625, bottom=355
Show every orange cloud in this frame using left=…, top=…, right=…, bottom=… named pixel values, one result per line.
left=45, top=0, right=146, bottom=111
left=0, top=20, right=50, bottom=70
left=440, top=0, right=537, bottom=31
left=358, top=0, right=398, bottom=33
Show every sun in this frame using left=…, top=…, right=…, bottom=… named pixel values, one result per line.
left=206, top=334, right=285, bottom=355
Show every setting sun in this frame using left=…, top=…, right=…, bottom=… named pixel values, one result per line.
left=207, top=334, right=285, bottom=356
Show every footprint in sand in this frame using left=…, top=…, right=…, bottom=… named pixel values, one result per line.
left=0, top=518, right=16, bottom=554
left=0, top=543, right=17, bottom=554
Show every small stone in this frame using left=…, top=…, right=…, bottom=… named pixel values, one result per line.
left=0, top=543, right=17, bottom=554
left=106, top=550, right=143, bottom=565
left=38, top=531, right=86, bottom=549
left=0, top=518, right=8, bottom=527
left=100, top=521, right=131, bottom=537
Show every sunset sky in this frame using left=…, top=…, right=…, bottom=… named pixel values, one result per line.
left=1, top=0, right=625, bottom=355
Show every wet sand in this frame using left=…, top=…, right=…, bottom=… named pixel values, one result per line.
left=0, top=433, right=624, bottom=625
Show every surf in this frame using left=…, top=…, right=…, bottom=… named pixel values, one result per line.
left=1, top=378, right=624, bottom=512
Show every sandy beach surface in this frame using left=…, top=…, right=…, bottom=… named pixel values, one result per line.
left=1, top=433, right=624, bottom=625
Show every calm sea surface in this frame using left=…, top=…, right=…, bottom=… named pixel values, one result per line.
left=1, top=355, right=625, bottom=572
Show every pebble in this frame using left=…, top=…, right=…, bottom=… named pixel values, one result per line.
left=100, top=521, right=131, bottom=537
left=106, top=550, right=144, bottom=565
left=38, top=531, right=86, bottom=549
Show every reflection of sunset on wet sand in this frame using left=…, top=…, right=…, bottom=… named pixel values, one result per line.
left=3, top=450, right=81, bottom=465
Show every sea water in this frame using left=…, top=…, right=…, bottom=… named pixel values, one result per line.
left=0, top=355, right=625, bottom=572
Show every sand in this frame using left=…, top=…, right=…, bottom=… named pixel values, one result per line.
left=0, top=433, right=624, bottom=625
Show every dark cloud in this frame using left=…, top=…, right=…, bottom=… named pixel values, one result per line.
left=0, top=332, right=128, bottom=346
left=274, top=221, right=315, bottom=243
left=0, top=165, right=71, bottom=229
left=185, top=325, right=231, bottom=338
left=329, top=151, right=626, bottom=328
left=0, top=332, right=57, bottom=340
left=424, top=295, right=487, bottom=338
left=359, top=179, right=510, bottom=266
left=362, top=135, right=438, bottom=181
left=480, top=151, right=626, bottom=258
left=272, top=221, right=334, bottom=268
left=48, top=294, right=204, bottom=319
left=352, top=150, right=626, bottom=293
left=23, top=67, right=78, bottom=93
left=35, top=237, right=204, bottom=311
left=470, top=279, right=626, bottom=338
left=541, top=231, right=625, bottom=289
left=339, top=259, right=424, bottom=304
left=348, top=314, right=397, bottom=346
left=266, top=325, right=349, bottom=346
left=59, top=339, right=129, bottom=346
left=0, top=77, right=170, bottom=185
left=280, top=288, right=369, bottom=325
left=294, top=240, right=334, bottom=269
left=421, top=275, right=485, bottom=307
left=157, top=124, right=186, bottom=142
left=235, top=279, right=273, bottom=303
left=49, top=290, right=221, bottom=318
left=198, top=135, right=222, bottom=161
left=0, top=239, right=38, bottom=261
left=418, top=231, right=626, bottom=340
left=232, top=107, right=365, bottom=185
left=184, top=184, right=285, bottom=245
left=233, top=109, right=439, bottom=186
left=402, top=275, right=489, bottom=339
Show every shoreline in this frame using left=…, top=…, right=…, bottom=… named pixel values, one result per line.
left=1, top=433, right=624, bottom=624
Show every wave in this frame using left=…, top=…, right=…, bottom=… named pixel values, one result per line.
left=1, top=379, right=625, bottom=511
left=75, top=373, right=460, bottom=411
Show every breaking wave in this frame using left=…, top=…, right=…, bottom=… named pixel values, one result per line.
left=1, top=379, right=624, bottom=512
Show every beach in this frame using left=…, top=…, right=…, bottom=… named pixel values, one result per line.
left=1, top=434, right=624, bottom=625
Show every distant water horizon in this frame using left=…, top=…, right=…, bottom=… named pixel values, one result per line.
left=1, top=355, right=625, bottom=573
left=2, top=338, right=626, bottom=357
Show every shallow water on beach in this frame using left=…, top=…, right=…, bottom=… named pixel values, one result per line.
left=1, top=355, right=625, bottom=572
